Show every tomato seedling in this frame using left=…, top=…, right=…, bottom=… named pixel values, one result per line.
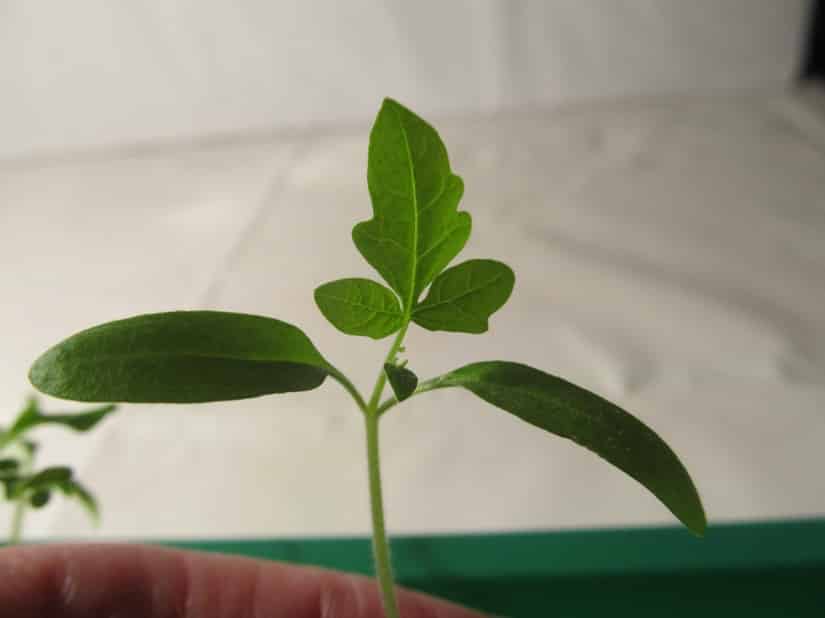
left=30, top=98, right=705, bottom=617
left=1, top=396, right=115, bottom=544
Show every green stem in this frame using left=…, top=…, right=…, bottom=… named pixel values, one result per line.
left=368, top=322, right=409, bottom=411
left=327, top=365, right=369, bottom=414
left=8, top=499, right=26, bottom=545
left=7, top=445, right=34, bottom=545
left=365, top=410, right=400, bottom=618
left=376, top=374, right=448, bottom=417
left=360, top=318, right=412, bottom=617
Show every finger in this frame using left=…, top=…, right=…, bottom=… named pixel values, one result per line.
left=0, top=543, right=487, bottom=618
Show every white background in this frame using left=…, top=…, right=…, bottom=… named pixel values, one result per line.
left=0, top=1, right=810, bottom=159
left=2, top=2, right=824, bottom=540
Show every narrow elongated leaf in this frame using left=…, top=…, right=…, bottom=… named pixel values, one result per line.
left=0, top=459, right=18, bottom=474
left=413, top=259, right=514, bottom=333
left=30, top=311, right=329, bottom=403
left=434, top=361, right=706, bottom=535
left=384, top=363, right=418, bottom=402
left=315, top=278, right=403, bottom=339
left=3, top=397, right=116, bottom=446
left=353, top=98, right=471, bottom=310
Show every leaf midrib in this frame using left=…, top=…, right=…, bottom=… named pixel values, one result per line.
left=50, top=350, right=326, bottom=367
left=458, top=370, right=695, bottom=504
left=413, top=273, right=507, bottom=313
left=396, top=103, right=418, bottom=316
left=316, top=292, right=402, bottom=318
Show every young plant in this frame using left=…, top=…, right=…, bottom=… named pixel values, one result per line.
left=29, top=99, right=705, bottom=616
left=1, top=396, right=115, bottom=544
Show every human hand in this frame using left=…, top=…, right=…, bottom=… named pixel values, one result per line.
left=0, top=544, right=487, bottom=617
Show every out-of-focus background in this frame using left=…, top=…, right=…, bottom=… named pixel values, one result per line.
left=1, top=1, right=824, bottom=540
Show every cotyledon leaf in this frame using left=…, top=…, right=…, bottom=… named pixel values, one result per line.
left=353, top=98, right=472, bottom=310
left=29, top=311, right=330, bottom=404
left=412, top=259, right=514, bottom=333
left=431, top=361, right=706, bottom=535
left=314, top=278, right=403, bottom=339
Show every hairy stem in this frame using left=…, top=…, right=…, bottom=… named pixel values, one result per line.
left=376, top=374, right=449, bottom=417
left=327, top=365, right=369, bottom=414
left=361, top=319, right=413, bottom=617
left=368, top=323, right=409, bottom=410
left=365, top=410, right=400, bottom=618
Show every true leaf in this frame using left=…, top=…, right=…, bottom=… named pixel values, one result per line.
left=413, top=259, right=514, bottom=333
left=315, top=278, right=403, bottom=339
left=434, top=361, right=706, bottom=535
left=353, top=98, right=471, bottom=310
left=384, top=363, right=418, bottom=402
left=29, top=311, right=330, bottom=403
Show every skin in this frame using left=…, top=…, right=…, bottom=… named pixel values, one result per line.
left=0, top=544, right=486, bottom=618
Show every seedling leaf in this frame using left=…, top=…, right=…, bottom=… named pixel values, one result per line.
left=353, top=98, right=471, bottom=310
left=435, top=361, right=706, bottom=535
left=383, top=363, right=418, bottom=402
left=315, top=278, right=403, bottom=339
left=29, top=311, right=330, bottom=403
left=412, top=259, right=514, bottom=333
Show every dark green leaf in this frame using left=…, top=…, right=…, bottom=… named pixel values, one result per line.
left=56, top=478, right=99, bottom=522
left=314, top=278, right=403, bottom=339
left=30, top=311, right=330, bottom=403
left=0, top=459, right=19, bottom=474
left=353, top=98, right=471, bottom=310
left=5, top=396, right=116, bottom=444
left=384, top=363, right=418, bottom=402
left=435, top=361, right=706, bottom=535
left=13, top=466, right=73, bottom=498
left=413, top=259, right=514, bottom=333
left=29, top=489, right=51, bottom=508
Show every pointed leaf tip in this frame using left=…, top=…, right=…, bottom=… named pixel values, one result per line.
left=354, top=99, right=471, bottom=310
left=436, top=361, right=706, bottom=535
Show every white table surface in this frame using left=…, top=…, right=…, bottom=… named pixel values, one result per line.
left=2, top=87, right=824, bottom=540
